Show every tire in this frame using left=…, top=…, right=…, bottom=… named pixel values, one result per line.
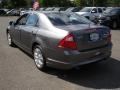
left=33, top=45, right=46, bottom=71
left=7, top=32, right=15, bottom=47
left=112, top=21, right=118, bottom=29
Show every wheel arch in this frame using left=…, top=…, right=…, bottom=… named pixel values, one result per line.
left=32, top=42, right=40, bottom=53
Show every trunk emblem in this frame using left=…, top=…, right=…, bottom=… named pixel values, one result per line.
left=90, top=33, right=99, bottom=41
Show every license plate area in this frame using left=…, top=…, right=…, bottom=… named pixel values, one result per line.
left=89, top=33, right=100, bottom=42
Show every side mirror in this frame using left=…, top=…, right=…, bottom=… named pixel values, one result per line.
left=9, top=21, right=15, bottom=26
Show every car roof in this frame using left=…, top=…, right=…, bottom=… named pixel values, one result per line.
left=83, top=7, right=105, bottom=9
left=106, top=7, right=120, bottom=10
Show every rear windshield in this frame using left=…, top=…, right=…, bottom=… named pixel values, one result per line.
left=72, top=8, right=81, bottom=12
left=45, top=13, right=93, bottom=26
left=80, top=7, right=92, bottom=12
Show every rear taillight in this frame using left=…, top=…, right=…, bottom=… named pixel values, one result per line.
left=58, top=34, right=77, bottom=50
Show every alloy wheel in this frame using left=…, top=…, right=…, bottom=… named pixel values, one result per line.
left=7, top=33, right=12, bottom=46
left=34, top=47, right=44, bottom=69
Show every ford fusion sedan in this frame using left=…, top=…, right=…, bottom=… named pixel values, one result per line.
left=6, top=11, right=112, bottom=70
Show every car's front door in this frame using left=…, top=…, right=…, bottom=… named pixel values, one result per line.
left=20, top=14, right=39, bottom=51
left=12, top=14, right=28, bottom=46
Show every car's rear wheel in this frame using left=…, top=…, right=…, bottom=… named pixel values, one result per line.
left=33, top=45, right=46, bottom=70
left=7, top=32, right=15, bottom=47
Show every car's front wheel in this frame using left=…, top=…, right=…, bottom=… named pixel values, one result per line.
left=33, top=45, right=46, bottom=70
left=7, top=32, right=15, bottom=47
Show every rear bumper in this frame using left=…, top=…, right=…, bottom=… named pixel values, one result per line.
left=47, top=55, right=110, bottom=70
left=46, top=44, right=112, bottom=70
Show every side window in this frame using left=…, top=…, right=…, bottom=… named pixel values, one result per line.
left=91, top=8, right=97, bottom=13
left=98, top=8, right=103, bottom=13
left=16, top=14, right=28, bottom=25
left=26, top=14, right=39, bottom=26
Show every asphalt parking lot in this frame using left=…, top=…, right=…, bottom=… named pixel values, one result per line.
left=0, top=16, right=120, bottom=90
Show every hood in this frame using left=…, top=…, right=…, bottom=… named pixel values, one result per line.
left=76, top=12, right=88, bottom=15
left=56, top=24, right=105, bottom=32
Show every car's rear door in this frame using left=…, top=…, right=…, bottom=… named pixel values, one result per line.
left=20, top=14, right=39, bottom=51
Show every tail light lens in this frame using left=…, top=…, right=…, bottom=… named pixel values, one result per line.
left=58, top=34, right=77, bottom=50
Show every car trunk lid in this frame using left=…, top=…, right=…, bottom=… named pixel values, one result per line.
left=73, top=27, right=110, bottom=51
left=56, top=24, right=110, bottom=51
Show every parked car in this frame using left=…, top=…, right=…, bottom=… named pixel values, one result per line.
left=97, top=7, right=120, bottom=29
left=39, top=7, right=46, bottom=11
left=6, top=11, right=112, bottom=70
left=65, top=7, right=81, bottom=13
left=0, top=9, right=6, bottom=15
left=20, top=8, right=33, bottom=16
left=53, top=7, right=67, bottom=12
left=7, top=9, right=20, bottom=16
left=20, top=10, right=26, bottom=16
left=44, top=7, right=55, bottom=11
left=2, top=8, right=9, bottom=13
left=76, top=7, right=105, bottom=21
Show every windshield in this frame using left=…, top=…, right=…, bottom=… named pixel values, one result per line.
left=72, top=8, right=81, bottom=12
left=45, top=13, right=93, bottom=26
left=104, top=8, right=118, bottom=14
left=80, top=7, right=92, bottom=12
left=104, top=8, right=113, bottom=13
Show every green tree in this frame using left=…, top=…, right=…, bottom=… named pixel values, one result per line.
left=41, top=0, right=72, bottom=7
left=0, top=0, right=28, bottom=8
left=10, top=0, right=27, bottom=8
left=94, top=0, right=107, bottom=6
left=107, top=0, right=120, bottom=6
left=1, top=0, right=120, bottom=9
left=74, top=0, right=108, bottom=7
left=0, top=0, right=8, bottom=8
left=74, top=0, right=92, bottom=7
left=74, top=0, right=81, bottom=6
